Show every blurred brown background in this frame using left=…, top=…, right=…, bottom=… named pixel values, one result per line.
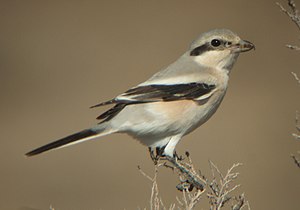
left=1, top=0, right=300, bottom=209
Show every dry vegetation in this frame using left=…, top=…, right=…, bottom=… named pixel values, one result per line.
left=138, top=153, right=250, bottom=210
left=277, top=0, right=300, bottom=168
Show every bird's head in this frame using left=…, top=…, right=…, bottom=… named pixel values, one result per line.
left=189, top=29, right=254, bottom=71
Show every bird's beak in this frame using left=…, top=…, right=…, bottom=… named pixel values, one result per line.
left=235, top=40, right=255, bottom=53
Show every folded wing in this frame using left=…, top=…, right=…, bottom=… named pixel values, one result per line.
left=91, top=83, right=216, bottom=122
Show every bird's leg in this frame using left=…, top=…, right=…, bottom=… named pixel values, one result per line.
left=148, top=147, right=161, bottom=165
left=148, top=146, right=168, bottom=165
left=174, top=151, right=183, bottom=161
left=148, top=147, right=157, bottom=164
left=156, top=146, right=166, bottom=157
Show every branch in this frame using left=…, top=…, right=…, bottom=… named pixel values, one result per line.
left=165, top=156, right=206, bottom=191
left=278, top=1, right=300, bottom=169
left=277, top=0, right=300, bottom=30
left=207, top=161, right=247, bottom=210
left=139, top=152, right=250, bottom=209
left=291, top=72, right=300, bottom=85
left=138, top=164, right=166, bottom=210
left=291, top=153, right=300, bottom=168
left=277, top=0, right=300, bottom=50
left=291, top=110, right=300, bottom=168
left=286, top=44, right=300, bottom=50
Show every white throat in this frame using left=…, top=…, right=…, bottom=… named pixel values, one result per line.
left=193, top=50, right=239, bottom=73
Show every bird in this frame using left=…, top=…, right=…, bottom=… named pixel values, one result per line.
left=25, top=29, right=254, bottom=159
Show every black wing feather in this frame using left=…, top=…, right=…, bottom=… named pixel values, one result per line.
left=93, top=83, right=215, bottom=122
left=96, top=103, right=127, bottom=120
left=123, top=83, right=215, bottom=101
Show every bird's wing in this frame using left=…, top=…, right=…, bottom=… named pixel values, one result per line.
left=91, top=82, right=216, bottom=122
left=117, top=82, right=216, bottom=102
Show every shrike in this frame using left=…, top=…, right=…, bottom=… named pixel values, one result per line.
left=26, top=29, right=254, bottom=158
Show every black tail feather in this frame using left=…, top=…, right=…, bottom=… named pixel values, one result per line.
left=90, top=99, right=115, bottom=108
left=25, top=129, right=98, bottom=157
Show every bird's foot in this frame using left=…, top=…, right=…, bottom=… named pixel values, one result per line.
left=148, top=146, right=167, bottom=165
left=174, top=151, right=183, bottom=161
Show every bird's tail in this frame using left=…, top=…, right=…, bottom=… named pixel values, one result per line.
left=25, top=123, right=113, bottom=157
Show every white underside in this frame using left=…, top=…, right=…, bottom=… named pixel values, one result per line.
left=106, top=88, right=226, bottom=156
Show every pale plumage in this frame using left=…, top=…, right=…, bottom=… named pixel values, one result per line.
left=26, top=29, right=254, bottom=158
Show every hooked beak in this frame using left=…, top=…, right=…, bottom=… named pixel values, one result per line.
left=235, top=40, right=255, bottom=53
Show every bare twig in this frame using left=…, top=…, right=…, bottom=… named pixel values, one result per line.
left=138, top=164, right=166, bottom=210
left=231, top=194, right=251, bottom=210
left=207, top=161, right=249, bottom=210
left=290, top=74, right=300, bottom=168
left=179, top=188, right=205, bottom=210
left=291, top=153, right=300, bottom=168
left=139, top=153, right=249, bottom=209
left=291, top=72, right=300, bottom=85
left=286, top=44, right=300, bottom=50
left=278, top=1, right=300, bottom=169
left=277, top=0, right=300, bottom=30
left=291, top=111, right=300, bottom=168
left=165, top=156, right=206, bottom=191
left=292, top=110, right=300, bottom=140
left=277, top=0, right=300, bottom=50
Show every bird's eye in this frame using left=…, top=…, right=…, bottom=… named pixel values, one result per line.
left=211, top=39, right=221, bottom=47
